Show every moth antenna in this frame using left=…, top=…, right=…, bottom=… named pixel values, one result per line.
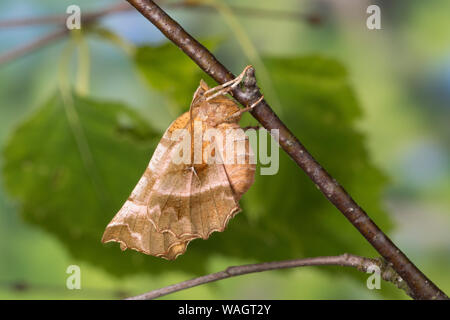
left=205, top=86, right=233, bottom=101
left=249, top=95, right=264, bottom=109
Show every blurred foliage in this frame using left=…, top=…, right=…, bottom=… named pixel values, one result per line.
left=2, top=39, right=391, bottom=290
left=134, top=39, right=219, bottom=113
left=2, top=93, right=182, bottom=276
left=1, top=0, right=449, bottom=300
left=241, top=56, right=391, bottom=260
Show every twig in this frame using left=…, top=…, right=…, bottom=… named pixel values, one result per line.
left=0, top=3, right=132, bottom=28
left=0, top=3, right=133, bottom=66
left=127, top=254, right=410, bottom=300
left=0, top=28, right=68, bottom=65
left=0, top=15, right=71, bottom=28
left=125, top=0, right=448, bottom=300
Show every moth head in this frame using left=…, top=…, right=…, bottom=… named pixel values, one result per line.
left=191, top=80, right=241, bottom=125
left=191, top=79, right=210, bottom=104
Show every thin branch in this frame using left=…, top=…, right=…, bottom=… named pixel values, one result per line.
left=0, top=3, right=132, bottom=28
left=127, top=254, right=410, bottom=300
left=125, top=0, right=448, bottom=300
left=0, top=3, right=133, bottom=66
left=0, top=15, right=70, bottom=28
left=0, top=28, right=68, bottom=65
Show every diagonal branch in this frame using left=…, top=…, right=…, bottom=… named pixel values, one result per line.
left=127, top=254, right=411, bottom=300
left=125, top=0, right=448, bottom=300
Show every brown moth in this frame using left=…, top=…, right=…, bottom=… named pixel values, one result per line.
left=102, top=67, right=261, bottom=260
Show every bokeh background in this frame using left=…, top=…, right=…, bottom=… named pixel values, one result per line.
left=0, top=0, right=449, bottom=299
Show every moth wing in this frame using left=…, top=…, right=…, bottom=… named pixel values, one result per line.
left=101, top=198, right=193, bottom=260
left=146, top=152, right=241, bottom=240
left=102, top=113, right=192, bottom=259
left=102, top=80, right=254, bottom=259
left=218, top=123, right=256, bottom=199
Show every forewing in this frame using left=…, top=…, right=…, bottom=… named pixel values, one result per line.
left=147, top=159, right=241, bottom=240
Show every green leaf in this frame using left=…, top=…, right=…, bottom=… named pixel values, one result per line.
left=2, top=93, right=207, bottom=275
left=134, top=40, right=219, bottom=113
left=3, top=55, right=394, bottom=294
left=246, top=55, right=392, bottom=259
left=190, top=55, right=393, bottom=288
left=133, top=50, right=392, bottom=279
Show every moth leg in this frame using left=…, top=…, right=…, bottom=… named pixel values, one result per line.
left=204, top=86, right=232, bottom=101
left=204, top=65, right=252, bottom=101
left=225, top=95, right=264, bottom=122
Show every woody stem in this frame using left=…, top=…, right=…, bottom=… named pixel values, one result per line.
left=125, top=0, right=448, bottom=300
left=126, top=254, right=410, bottom=300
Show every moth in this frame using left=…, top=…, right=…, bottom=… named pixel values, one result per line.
left=102, top=67, right=262, bottom=260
